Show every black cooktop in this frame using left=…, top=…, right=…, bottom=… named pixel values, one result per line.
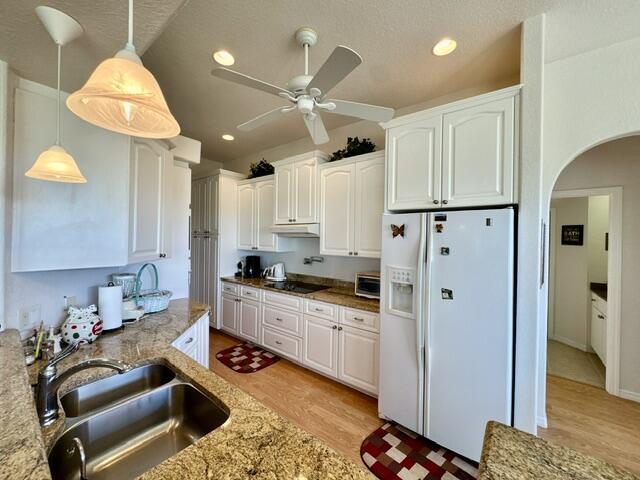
left=264, top=281, right=329, bottom=294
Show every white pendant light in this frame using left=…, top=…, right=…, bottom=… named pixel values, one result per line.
left=66, top=0, right=180, bottom=139
left=26, top=6, right=86, bottom=184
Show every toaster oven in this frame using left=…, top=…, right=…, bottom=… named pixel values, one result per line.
left=355, top=272, right=380, bottom=299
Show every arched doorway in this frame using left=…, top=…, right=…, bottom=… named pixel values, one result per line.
left=538, top=135, right=640, bottom=474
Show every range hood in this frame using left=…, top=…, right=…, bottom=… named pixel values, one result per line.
left=270, top=223, right=320, bottom=237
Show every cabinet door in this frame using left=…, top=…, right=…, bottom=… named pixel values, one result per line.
left=191, top=180, right=203, bottom=235
left=303, top=316, right=339, bottom=377
left=237, top=184, right=255, bottom=250
left=221, top=294, right=238, bottom=334
left=209, top=177, right=219, bottom=234
left=293, top=159, right=317, bottom=223
left=441, top=96, right=515, bottom=207
left=319, top=163, right=355, bottom=256
left=189, top=235, right=201, bottom=301
left=274, top=164, right=294, bottom=224
left=338, top=325, right=379, bottom=394
left=354, top=157, right=385, bottom=258
left=591, top=307, right=607, bottom=366
left=202, top=235, right=215, bottom=309
left=239, top=299, right=260, bottom=342
left=387, top=117, right=442, bottom=210
left=129, top=139, right=172, bottom=262
left=201, top=178, right=213, bottom=235
left=255, top=180, right=277, bottom=251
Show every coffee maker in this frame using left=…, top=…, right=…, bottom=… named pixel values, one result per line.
left=244, top=255, right=261, bottom=278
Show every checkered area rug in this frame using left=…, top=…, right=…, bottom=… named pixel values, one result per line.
left=215, top=342, right=280, bottom=373
left=361, top=422, right=478, bottom=480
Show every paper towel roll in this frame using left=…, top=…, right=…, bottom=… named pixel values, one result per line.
left=99, top=283, right=123, bottom=331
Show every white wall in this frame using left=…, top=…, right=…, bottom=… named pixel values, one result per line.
left=587, top=195, right=609, bottom=284
left=191, top=158, right=225, bottom=179
left=239, top=238, right=379, bottom=283
left=549, top=197, right=589, bottom=350
left=553, top=136, right=640, bottom=395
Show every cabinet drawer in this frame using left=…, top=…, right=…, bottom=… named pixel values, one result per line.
left=591, top=292, right=607, bottom=316
left=262, top=326, right=302, bottom=361
left=221, top=282, right=239, bottom=296
left=241, top=285, right=261, bottom=301
left=304, top=299, right=337, bottom=321
left=172, top=326, right=199, bottom=352
left=262, top=305, right=302, bottom=337
left=263, top=290, right=303, bottom=312
left=340, top=307, right=379, bottom=333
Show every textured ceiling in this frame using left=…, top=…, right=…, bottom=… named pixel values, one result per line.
left=143, top=0, right=566, bottom=162
left=0, top=0, right=187, bottom=91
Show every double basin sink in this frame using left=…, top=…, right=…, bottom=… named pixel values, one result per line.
left=48, top=363, right=229, bottom=479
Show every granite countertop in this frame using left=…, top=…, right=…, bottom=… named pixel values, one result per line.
left=1, top=298, right=372, bottom=480
left=478, top=421, right=638, bottom=480
left=591, top=282, right=608, bottom=301
left=221, top=275, right=380, bottom=313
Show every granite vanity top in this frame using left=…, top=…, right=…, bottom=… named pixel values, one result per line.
left=221, top=274, right=380, bottom=313
left=0, top=299, right=372, bottom=480
left=478, top=421, right=638, bottom=480
left=591, top=282, right=608, bottom=301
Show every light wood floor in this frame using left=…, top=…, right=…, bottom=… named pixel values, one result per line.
left=208, top=329, right=383, bottom=464
left=540, top=375, right=640, bottom=475
left=209, top=330, right=640, bottom=474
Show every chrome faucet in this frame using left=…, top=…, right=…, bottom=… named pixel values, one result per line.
left=35, top=342, right=132, bottom=427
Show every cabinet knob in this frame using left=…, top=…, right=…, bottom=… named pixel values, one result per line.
left=184, top=337, right=194, bottom=344
left=354, top=252, right=358, bottom=256
left=591, top=298, right=596, bottom=302
left=598, top=314, right=605, bottom=319
left=275, top=340, right=282, bottom=345
left=159, top=253, right=166, bottom=258
left=332, top=325, right=337, bottom=330
left=348, top=252, right=353, bottom=255
left=442, top=200, right=449, bottom=205
left=276, top=317, right=283, bottom=322
left=433, top=200, right=439, bottom=205
left=338, top=326, right=343, bottom=331
left=353, top=317, right=364, bottom=322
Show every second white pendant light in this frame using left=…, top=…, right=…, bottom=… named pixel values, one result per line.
left=67, top=0, right=180, bottom=139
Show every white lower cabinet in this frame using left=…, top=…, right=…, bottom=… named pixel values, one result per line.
left=172, top=313, right=210, bottom=368
left=337, top=325, right=379, bottom=394
left=221, top=294, right=239, bottom=335
left=591, top=293, right=608, bottom=366
left=239, top=299, right=261, bottom=342
left=303, top=315, right=339, bottom=377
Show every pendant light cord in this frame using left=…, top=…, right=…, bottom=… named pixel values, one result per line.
left=56, top=43, right=61, bottom=146
left=126, top=0, right=135, bottom=51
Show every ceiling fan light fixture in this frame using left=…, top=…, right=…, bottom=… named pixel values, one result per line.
left=67, top=0, right=180, bottom=139
left=222, top=134, right=235, bottom=141
left=432, top=37, right=457, bottom=56
left=213, top=50, right=235, bottom=66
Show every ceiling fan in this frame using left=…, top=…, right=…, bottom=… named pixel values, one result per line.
left=211, top=27, right=395, bottom=145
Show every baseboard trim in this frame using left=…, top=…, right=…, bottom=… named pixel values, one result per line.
left=619, top=389, right=640, bottom=403
left=549, top=335, right=588, bottom=352
left=537, top=414, right=548, bottom=429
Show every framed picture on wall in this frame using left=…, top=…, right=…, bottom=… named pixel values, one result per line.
left=561, top=225, right=584, bottom=246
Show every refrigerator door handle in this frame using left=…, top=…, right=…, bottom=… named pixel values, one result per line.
left=416, top=215, right=427, bottom=379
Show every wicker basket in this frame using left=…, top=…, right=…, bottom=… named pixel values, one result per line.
left=134, top=263, right=172, bottom=313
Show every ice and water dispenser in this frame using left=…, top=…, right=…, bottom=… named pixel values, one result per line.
left=386, top=267, right=416, bottom=318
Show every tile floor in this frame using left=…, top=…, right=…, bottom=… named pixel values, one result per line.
left=547, top=339, right=606, bottom=388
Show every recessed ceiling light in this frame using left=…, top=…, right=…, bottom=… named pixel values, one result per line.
left=432, top=38, right=457, bottom=56
left=222, top=134, right=235, bottom=141
left=213, top=50, right=235, bottom=66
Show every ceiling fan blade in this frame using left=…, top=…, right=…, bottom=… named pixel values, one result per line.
left=324, top=99, right=395, bottom=122
left=237, top=106, right=291, bottom=131
left=306, top=46, right=362, bottom=97
left=212, top=67, right=291, bottom=98
left=303, top=113, right=329, bottom=145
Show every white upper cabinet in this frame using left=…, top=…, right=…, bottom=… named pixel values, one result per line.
left=128, top=138, right=173, bottom=263
left=320, top=163, right=355, bottom=256
left=386, top=116, right=442, bottom=210
left=441, top=96, right=515, bottom=207
left=236, top=176, right=286, bottom=252
left=236, top=183, right=255, bottom=251
left=273, top=151, right=328, bottom=224
left=383, top=86, right=519, bottom=211
left=320, top=152, right=384, bottom=258
left=274, top=163, right=294, bottom=224
left=255, top=180, right=277, bottom=250
left=354, top=154, right=385, bottom=257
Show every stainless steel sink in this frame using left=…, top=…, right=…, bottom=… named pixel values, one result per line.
left=60, top=364, right=176, bottom=418
left=49, top=383, right=230, bottom=480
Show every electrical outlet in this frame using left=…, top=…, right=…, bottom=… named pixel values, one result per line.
left=64, top=295, right=77, bottom=309
left=18, top=304, right=41, bottom=330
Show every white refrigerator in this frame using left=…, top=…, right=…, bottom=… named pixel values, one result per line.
left=378, top=208, right=514, bottom=462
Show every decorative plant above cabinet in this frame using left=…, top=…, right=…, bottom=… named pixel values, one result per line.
left=329, top=137, right=376, bottom=162
left=248, top=159, right=274, bottom=179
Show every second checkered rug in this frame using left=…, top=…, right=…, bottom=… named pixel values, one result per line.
left=215, top=342, right=280, bottom=373
left=361, top=422, right=478, bottom=480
